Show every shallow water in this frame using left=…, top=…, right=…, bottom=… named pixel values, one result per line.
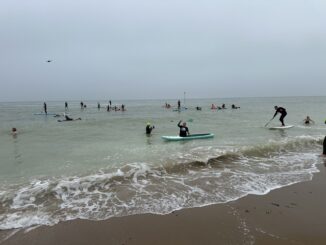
left=0, top=97, right=325, bottom=229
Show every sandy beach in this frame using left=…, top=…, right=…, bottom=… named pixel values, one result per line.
left=1, top=159, right=326, bottom=245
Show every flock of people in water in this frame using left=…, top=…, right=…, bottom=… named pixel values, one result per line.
left=209, top=103, right=240, bottom=110
left=42, top=100, right=319, bottom=130
left=12, top=101, right=325, bottom=153
left=42, top=101, right=127, bottom=115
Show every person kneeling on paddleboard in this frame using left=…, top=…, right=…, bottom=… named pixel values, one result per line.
left=273, top=106, right=287, bottom=126
left=178, top=120, right=189, bottom=137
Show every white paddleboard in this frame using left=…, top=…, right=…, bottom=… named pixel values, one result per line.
left=269, top=125, right=294, bottom=130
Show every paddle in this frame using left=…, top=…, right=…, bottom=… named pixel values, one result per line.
left=264, top=118, right=274, bottom=127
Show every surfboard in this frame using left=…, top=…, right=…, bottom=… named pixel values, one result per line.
left=269, top=125, right=294, bottom=130
left=162, top=133, right=214, bottom=141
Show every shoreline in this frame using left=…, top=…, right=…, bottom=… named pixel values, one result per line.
left=2, top=162, right=326, bottom=245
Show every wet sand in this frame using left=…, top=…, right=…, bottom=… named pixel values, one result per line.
left=2, top=163, right=326, bottom=245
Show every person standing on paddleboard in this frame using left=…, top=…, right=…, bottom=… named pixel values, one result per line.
left=273, top=106, right=287, bottom=126
left=43, top=102, right=47, bottom=115
left=178, top=120, right=189, bottom=137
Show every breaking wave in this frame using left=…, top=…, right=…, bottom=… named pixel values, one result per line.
left=0, top=135, right=323, bottom=230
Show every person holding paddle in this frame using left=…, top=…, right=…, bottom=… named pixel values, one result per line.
left=272, top=106, right=287, bottom=126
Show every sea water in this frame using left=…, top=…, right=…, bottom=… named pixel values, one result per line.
left=0, top=96, right=325, bottom=229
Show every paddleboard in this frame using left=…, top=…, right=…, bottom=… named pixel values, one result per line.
left=34, top=112, right=59, bottom=116
left=173, top=107, right=188, bottom=112
left=57, top=120, right=81, bottom=122
left=162, top=133, right=214, bottom=141
left=269, top=125, right=294, bottom=130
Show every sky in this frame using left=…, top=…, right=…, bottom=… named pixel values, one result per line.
left=0, top=0, right=325, bottom=101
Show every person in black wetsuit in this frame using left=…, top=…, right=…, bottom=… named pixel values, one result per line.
left=303, top=116, right=314, bottom=125
left=43, top=102, right=47, bottom=114
left=146, top=123, right=154, bottom=135
left=65, top=115, right=73, bottom=121
left=323, top=136, right=326, bottom=155
left=178, top=120, right=189, bottom=137
left=62, top=113, right=81, bottom=121
left=177, top=100, right=181, bottom=109
left=65, top=102, right=68, bottom=110
left=273, top=106, right=287, bottom=126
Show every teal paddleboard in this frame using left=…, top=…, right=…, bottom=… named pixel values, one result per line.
left=162, top=133, right=214, bottom=141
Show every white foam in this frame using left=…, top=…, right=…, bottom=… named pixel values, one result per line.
left=0, top=140, right=322, bottom=230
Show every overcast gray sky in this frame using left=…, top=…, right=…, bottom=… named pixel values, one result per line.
left=0, top=0, right=325, bottom=101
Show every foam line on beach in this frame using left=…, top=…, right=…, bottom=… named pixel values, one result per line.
left=0, top=135, right=323, bottom=230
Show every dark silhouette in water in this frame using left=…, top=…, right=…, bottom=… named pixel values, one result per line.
left=43, top=102, right=47, bottom=114
left=273, top=106, right=287, bottom=126
left=323, top=136, right=326, bottom=155
left=146, top=123, right=155, bottom=135
left=11, top=128, right=17, bottom=138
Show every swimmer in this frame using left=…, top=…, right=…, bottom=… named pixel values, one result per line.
left=11, top=128, right=17, bottom=136
left=58, top=114, right=81, bottom=122
left=303, top=116, right=315, bottom=125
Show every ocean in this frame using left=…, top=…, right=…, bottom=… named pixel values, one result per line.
left=0, top=96, right=325, bottom=230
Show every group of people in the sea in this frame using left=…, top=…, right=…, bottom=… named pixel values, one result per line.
left=210, top=103, right=240, bottom=110
left=48, top=99, right=319, bottom=137
left=271, top=106, right=314, bottom=127
left=148, top=104, right=319, bottom=138
left=42, top=101, right=127, bottom=115
left=12, top=101, right=325, bottom=153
